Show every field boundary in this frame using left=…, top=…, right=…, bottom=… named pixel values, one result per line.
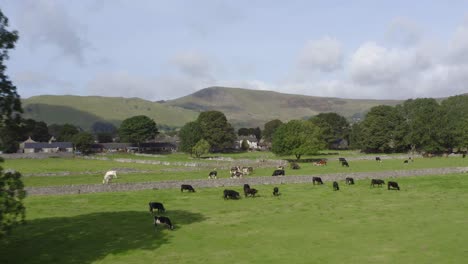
left=25, top=166, right=468, bottom=196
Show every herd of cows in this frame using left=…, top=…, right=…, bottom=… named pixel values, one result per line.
left=146, top=156, right=403, bottom=231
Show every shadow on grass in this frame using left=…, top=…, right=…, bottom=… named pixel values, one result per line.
left=0, top=210, right=205, bottom=264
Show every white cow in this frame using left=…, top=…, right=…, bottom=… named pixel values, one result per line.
left=102, top=170, right=117, bottom=184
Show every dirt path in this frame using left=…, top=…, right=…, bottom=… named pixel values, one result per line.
left=25, top=166, right=468, bottom=196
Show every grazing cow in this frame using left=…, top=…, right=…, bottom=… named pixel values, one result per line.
left=313, top=160, right=327, bottom=166
left=208, top=170, right=218, bottom=179
left=243, top=184, right=251, bottom=196
left=404, top=160, right=409, bottom=164
left=345, top=177, right=354, bottom=185
left=342, top=161, right=349, bottom=167
left=223, top=189, right=240, bottom=200
left=388, top=181, right=400, bottom=190
left=272, top=169, right=285, bottom=176
left=463, top=153, right=466, bottom=158
left=313, top=177, right=323, bottom=185
left=273, top=187, right=280, bottom=196
left=180, top=184, right=195, bottom=192
left=290, top=162, right=301, bottom=170
left=231, top=171, right=243, bottom=179
left=102, top=170, right=117, bottom=184
left=242, top=167, right=254, bottom=175
left=154, top=216, right=174, bottom=230
left=370, top=179, right=385, bottom=187
left=149, top=202, right=166, bottom=213
left=338, top=157, right=346, bottom=162
left=245, top=188, right=258, bottom=197
left=333, top=181, right=339, bottom=191
left=376, top=157, right=382, bottom=162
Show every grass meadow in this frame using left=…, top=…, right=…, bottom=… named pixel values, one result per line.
left=1, top=174, right=468, bottom=263
left=3, top=154, right=468, bottom=187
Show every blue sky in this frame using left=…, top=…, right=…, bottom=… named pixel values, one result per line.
left=2, top=0, right=468, bottom=100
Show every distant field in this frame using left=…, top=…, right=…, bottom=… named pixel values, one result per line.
left=1, top=174, right=468, bottom=264
left=3, top=153, right=468, bottom=187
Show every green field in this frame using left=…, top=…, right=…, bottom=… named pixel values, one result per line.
left=3, top=154, right=468, bottom=187
left=1, top=174, right=468, bottom=263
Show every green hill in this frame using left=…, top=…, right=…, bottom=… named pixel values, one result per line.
left=21, top=88, right=403, bottom=130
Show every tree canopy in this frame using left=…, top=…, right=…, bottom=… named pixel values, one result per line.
left=263, top=119, right=283, bottom=142
left=118, top=115, right=158, bottom=148
left=197, top=111, right=236, bottom=151
left=178, top=121, right=203, bottom=155
left=310, top=113, right=349, bottom=149
left=72, top=132, right=95, bottom=154
left=271, top=120, right=325, bottom=160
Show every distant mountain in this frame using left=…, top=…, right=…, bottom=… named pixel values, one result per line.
left=21, top=87, right=403, bottom=130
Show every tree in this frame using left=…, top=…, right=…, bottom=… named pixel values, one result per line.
left=0, top=158, right=26, bottom=238
left=91, top=121, right=117, bottom=134
left=263, top=119, right=283, bottom=142
left=0, top=9, right=22, bottom=153
left=179, top=121, right=203, bottom=155
left=359, top=105, right=407, bottom=153
left=241, top=139, right=249, bottom=151
left=72, top=132, right=95, bottom=154
left=19, top=118, right=50, bottom=142
left=271, top=120, right=325, bottom=160
left=238, top=128, right=250, bottom=136
left=401, top=98, right=445, bottom=153
left=57, top=124, right=80, bottom=142
left=118, top=115, right=158, bottom=150
left=192, top=139, right=210, bottom=158
left=310, top=113, right=349, bottom=149
left=197, top=111, right=236, bottom=151
left=96, top=132, right=113, bottom=143
left=440, top=95, right=468, bottom=150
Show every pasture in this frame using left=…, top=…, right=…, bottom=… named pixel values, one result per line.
left=1, top=174, right=468, bottom=263
left=4, top=154, right=468, bottom=187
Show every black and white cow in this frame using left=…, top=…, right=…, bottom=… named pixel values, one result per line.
left=208, top=170, right=218, bottom=179
left=154, top=216, right=174, bottom=230
left=273, top=187, right=280, bottom=196
left=149, top=202, right=166, bottom=213
left=387, top=181, right=400, bottom=190
left=223, top=189, right=240, bottom=200
left=272, top=169, right=285, bottom=176
left=313, top=177, right=323, bottom=185
left=370, top=179, right=385, bottom=187
left=181, top=184, right=196, bottom=192
left=345, top=177, right=355, bottom=185
left=333, top=181, right=339, bottom=191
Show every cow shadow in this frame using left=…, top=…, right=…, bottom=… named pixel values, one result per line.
left=0, top=210, right=205, bottom=264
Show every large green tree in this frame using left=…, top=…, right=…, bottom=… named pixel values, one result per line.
left=401, top=98, right=446, bottom=153
left=0, top=9, right=21, bottom=153
left=19, top=118, right=50, bottom=142
left=359, top=105, right=407, bottom=153
left=440, top=95, right=468, bottom=150
left=263, top=119, right=283, bottom=142
left=57, top=124, right=80, bottom=142
left=310, top=112, right=349, bottom=149
left=118, top=115, right=158, bottom=150
left=72, top=132, right=95, bottom=154
left=192, top=139, right=210, bottom=158
left=178, top=121, right=203, bottom=155
left=197, top=111, right=236, bottom=151
left=271, top=120, right=325, bottom=160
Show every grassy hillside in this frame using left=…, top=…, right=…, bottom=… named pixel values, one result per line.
left=21, top=87, right=403, bottom=130
left=165, top=86, right=402, bottom=127
left=22, top=95, right=199, bottom=130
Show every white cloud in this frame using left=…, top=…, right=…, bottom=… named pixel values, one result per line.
left=386, top=17, right=423, bottom=46
left=171, top=51, right=215, bottom=79
left=15, top=0, right=88, bottom=65
left=298, top=37, right=343, bottom=72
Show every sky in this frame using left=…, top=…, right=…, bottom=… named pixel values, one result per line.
left=2, top=0, right=468, bottom=101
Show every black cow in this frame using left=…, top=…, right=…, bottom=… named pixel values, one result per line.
left=154, top=216, right=174, bottom=230
left=208, top=171, right=217, bottom=179
left=338, top=157, right=347, bottom=162
left=272, top=169, right=285, bottom=176
left=273, top=187, right=280, bottom=196
left=313, top=177, right=323, bottom=185
left=376, top=157, right=382, bottom=162
left=290, top=162, right=301, bottom=170
left=370, top=179, right=385, bottom=187
left=223, top=189, right=240, bottom=200
left=333, top=181, right=339, bottom=191
left=463, top=153, right=466, bottom=158
left=388, top=181, right=400, bottom=190
left=345, top=177, right=354, bottom=185
left=245, top=188, right=258, bottom=197
left=243, top=184, right=251, bottom=197
left=342, top=161, right=349, bottom=167
left=404, top=160, right=409, bottom=164
left=149, top=202, right=166, bottom=213
left=181, top=184, right=195, bottom=192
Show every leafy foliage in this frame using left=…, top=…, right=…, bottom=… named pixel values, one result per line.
left=271, top=120, right=325, bottom=160
left=118, top=115, right=158, bottom=147
left=192, top=139, right=210, bottom=158
left=263, top=119, right=283, bottom=142
left=72, top=132, right=95, bottom=154
left=0, top=158, right=26, bottom=238
left=310, top=113, right=349, bottom=149
left=57, top=124, right=80, bottom=142
left=241, top=139, right=249, bottom=151
left=96, top=132, right=113, bottom=143
left=197, top=111, right=236, bottom=151
left=178, top=121, right=203, bottom=155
